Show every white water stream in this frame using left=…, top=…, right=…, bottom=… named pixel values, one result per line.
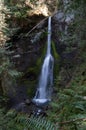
left=33, top=16, right=54, bottom=105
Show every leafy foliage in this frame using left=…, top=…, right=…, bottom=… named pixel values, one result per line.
left=48, top=85, right=86, bottom=130
left=0, top=1, right=22, bottom=94
left=58, top=0, right=86, bottom=51
left=0, top=47, right=22, bottom=94
left=0, top=109, right=57, bottom=130
left=17, top=114, right=57, bottom=130
left=48, top=1, right=86, bottom=130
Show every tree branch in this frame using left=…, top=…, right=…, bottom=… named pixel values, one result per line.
left=56, top=118, right=86, bottom=125
left=26, top=11, right=58, bottom=35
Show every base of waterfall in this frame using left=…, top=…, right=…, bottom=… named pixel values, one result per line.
left=32, top=98, right=51, bottom=106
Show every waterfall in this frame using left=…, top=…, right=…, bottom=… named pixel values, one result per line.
left=33, top=16, right=54, bottom=105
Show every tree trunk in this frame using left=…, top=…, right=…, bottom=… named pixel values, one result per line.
left=0, top=0, right=8, bottom=47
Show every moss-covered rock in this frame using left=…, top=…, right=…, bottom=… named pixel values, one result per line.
left=51, top=41, right=60, bottom=80
left=19, top=43, right=47, bottom=98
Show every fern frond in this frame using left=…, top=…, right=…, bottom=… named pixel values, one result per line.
left=16, top=114, right=57, bottom=130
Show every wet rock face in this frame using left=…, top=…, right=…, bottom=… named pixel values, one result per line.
left=52, top=9, right=75, bottom=53
left=25, top=0, right=57, bottom=16
left=11, top=29, right=47, bottom=72
left=11, top=9, right=75, bottom=73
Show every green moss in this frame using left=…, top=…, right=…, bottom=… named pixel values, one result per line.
left=36, top=43, right=47, bottom=68
left=20, top=74, right=37, bottom=98
left=51, top=41, right=60, bottom=79
left=27, top=67, right=38, bottom=76
left=26, top=80, right=37, bottom=98
left=51, top=41, right=59, bottom=59
left=22, top=44, right=47, bottom=97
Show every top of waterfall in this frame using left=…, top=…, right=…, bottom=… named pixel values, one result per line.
left=47, top=16, right=51, bottom=55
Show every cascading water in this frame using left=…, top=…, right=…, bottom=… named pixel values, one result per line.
left=33, top=16, right=54, bottom=105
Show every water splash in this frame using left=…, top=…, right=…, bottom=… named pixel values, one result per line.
left=33, top=16, right=54, bottom=105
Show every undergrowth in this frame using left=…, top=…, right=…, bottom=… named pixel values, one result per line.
left=0, top=109, right=57, bottom=130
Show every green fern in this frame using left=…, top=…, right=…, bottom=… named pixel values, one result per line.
left=0, top=109, right=58, bottom=130
left=49, top=86, right=86, bottom=130
left=16, top=114, right=57, bottom=130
